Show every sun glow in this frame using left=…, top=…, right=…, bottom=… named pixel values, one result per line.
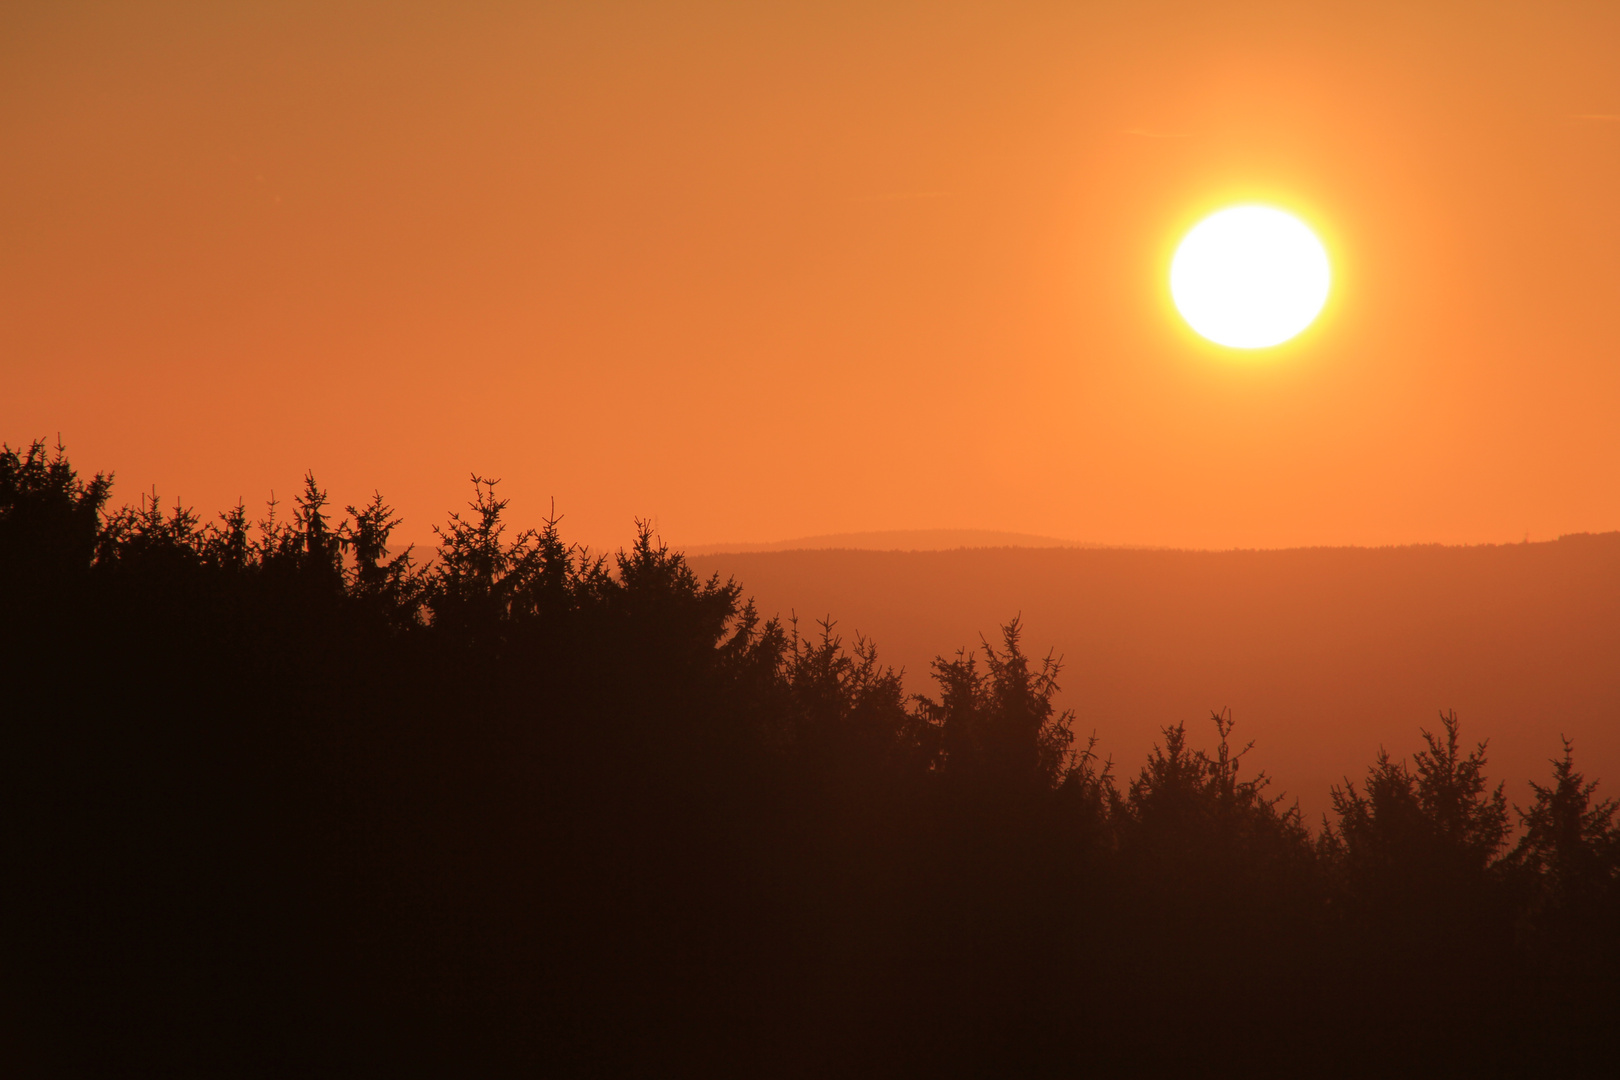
left=1170, top=206, right=1330, bottom=349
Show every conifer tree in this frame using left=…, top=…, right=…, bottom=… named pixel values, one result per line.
left=1510, top=739, right=1619, bottom=918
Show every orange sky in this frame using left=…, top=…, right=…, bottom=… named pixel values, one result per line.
left=4, top=1, right=1618, bottom=552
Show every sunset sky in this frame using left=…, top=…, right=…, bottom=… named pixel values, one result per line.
left=5, top=1, right=1618, bottom=552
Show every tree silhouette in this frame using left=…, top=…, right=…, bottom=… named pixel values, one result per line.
left=921, top=617, right=1075, bottom=792
left=0, top=438, right=112, bottom=582
left=1511, top=739, right=1619, bottom=901
left=1122, top=709, right=1308, bottom=861
left=1328, top=711, right=1508, bottom=899
left=1508, top=738, right=1620, bottom=977
left=1112, top=709, right=1315, bottom=1057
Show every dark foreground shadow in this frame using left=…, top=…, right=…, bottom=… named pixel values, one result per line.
left=4, top=441, right=1618, bottom=1076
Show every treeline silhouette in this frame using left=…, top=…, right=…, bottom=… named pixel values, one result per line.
left=4, top=440, right=1617, bottom=1076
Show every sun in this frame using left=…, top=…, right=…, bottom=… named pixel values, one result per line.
left=1170, top=206, right=1331, bottom=349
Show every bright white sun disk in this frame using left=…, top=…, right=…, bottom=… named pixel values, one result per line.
left=1170, top=206, right=1330, bottom=349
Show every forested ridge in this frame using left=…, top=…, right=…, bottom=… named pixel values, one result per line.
left=4, top=440, right=1618, bottom=1076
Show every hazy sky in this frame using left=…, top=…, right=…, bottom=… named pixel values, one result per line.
left=5, top=1, right=1618, bottom=551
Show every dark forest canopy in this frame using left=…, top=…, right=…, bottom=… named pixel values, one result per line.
left=4, top=440, right=1619, bottom=1076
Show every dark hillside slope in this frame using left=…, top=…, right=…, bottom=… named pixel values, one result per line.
left=693, top=535, right=1620, bottom=819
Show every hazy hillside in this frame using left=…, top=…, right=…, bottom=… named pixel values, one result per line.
left=691, top=534, right=1620, bottom=821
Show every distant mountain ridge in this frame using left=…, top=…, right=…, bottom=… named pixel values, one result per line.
left=685, top=528, right=1109, bottom=555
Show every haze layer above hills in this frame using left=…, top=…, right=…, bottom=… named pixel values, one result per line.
left=689, top=534, right=1620, bottom=822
